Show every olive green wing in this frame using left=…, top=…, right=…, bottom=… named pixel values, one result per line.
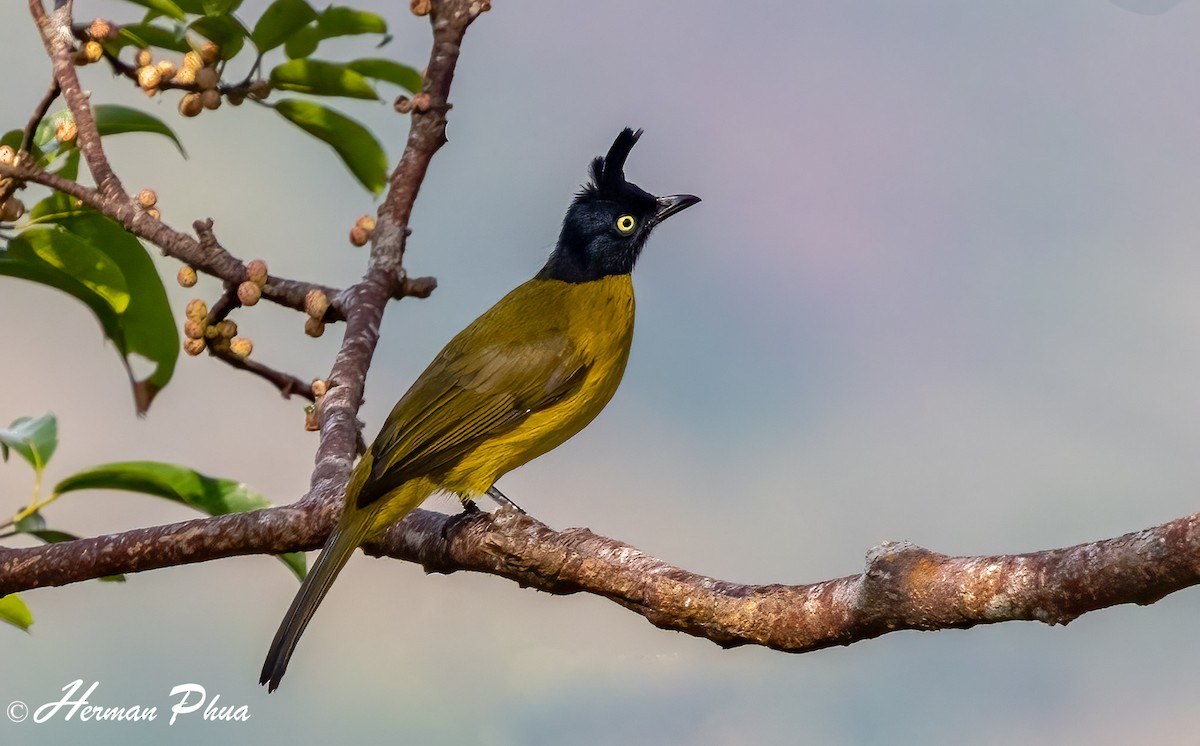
left=355, top=332, right=589, bottom=508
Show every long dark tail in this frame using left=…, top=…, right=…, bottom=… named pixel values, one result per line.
left=259, top=518, right=369, bottom=692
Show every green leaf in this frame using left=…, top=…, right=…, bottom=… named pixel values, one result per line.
left=0, top=239, right=129, bottom=385
left=12, top=227, right=131, bottom=312
left=122, top=0, right=187, bottom=22
left=7, top=208, right=180, bottom=414
left=279, top=552, right=307, bottom=581
left=35, top=106, right=186, bottom=158
left=33, top=111, right=72, bottom=151
left=188, top=14, right=248, bottom=59
left=93, top=105, right=187, bottom=158
left=270, top=59, right=378, bottom=100
left=117, top=22, right=191, bottom=54
left=347, top=58, right=422, bottom=93
left=27, top=529, right=75, bottom=544
left=283, top=23, right=320, bottom=59
left=275, top=99, right=387, bottom=194
left=0, top=415, right=57, bottom=471
left=252, top=0, right=318, bottom=52
left=52, top=213, right=179, bottom=412
left=54, top=461, right=307, bottom=580
left=14, top=512, right=46, bottom=533
left=317, top=6, right=386, bottom=38
left=203, top=0, right=242, bottom=13
left=55, top=148, right=81, bottom=181
left=0, top=595, right=33, bottom=632
left=55, top=461, right=268, bottom=514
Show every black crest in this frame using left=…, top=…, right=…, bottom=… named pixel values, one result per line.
left=583, top=128, right=643, bottom=199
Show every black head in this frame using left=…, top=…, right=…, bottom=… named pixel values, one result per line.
left=538, top=129, right=700, bottom=283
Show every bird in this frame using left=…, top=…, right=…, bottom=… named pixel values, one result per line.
left=260, top=128, right=699, bottom=691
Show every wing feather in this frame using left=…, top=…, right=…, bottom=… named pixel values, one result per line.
left=356, top=332, right=589, bottom=508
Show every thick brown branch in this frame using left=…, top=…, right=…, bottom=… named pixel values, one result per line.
left=368, top=510, right=1200, bottom=651
left=299, top=0, right=482, bottom=508
left=2, top=504, right=1198, bottom=654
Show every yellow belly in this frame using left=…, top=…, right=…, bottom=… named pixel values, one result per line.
left=440, top=274, right=635, bottom=496
left=349, top=273, right=637, bottom=536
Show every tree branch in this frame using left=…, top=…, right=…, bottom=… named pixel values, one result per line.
left=208, top=345, right=317, bottom=402
left=0, top=161, right=350, bottom=317
left=5, top=3, right=1195, bottom=660
left=2, top=503, right=1198, bottom=654
left=297, top=0, right=484, bottom=510
left=32, top=0, right=125, bottom=202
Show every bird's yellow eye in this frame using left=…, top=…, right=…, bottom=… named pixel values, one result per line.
left=615, top=214, right=636, bottom=234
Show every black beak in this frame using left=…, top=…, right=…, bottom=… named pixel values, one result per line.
left=654, top=194, right=701, bottom=223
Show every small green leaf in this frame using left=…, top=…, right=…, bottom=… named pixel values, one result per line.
left=283, top=23, right=320, bottom=58
left=0, top=595, right=33, bottom=632
left=33, top=111, right=72, bottom=151
left=0, top=415, right=57, bottom=471
left=54, top=461, right=306, bottom=579
left=189, top=14, right=248, bottom=59
left=347, top=58, right=422, bottom=93
left=116, top=22, right=191, bottom=54
left=270, top=59, right=378, bottom=100
left=14, top=512, right=46, bottom=533
left=123, top=0, right=187, bottom=22
left=275, top=99, right=387, bottom=194
left=317, top=6, right=386, bottom=38
left=252, top=0, right=318, bottom=52
left=55, top=148, right=81, bottom=181
left=93, top=105, right=187, bottom=158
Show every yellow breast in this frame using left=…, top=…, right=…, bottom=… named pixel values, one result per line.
left=441, top=274, right=635, bottom=495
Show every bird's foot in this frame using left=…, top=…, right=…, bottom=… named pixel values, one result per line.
left=441, top=499, right=482, bottom=540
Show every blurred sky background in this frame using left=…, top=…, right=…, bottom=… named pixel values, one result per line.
left=3, top=0, right=1200, bottom=743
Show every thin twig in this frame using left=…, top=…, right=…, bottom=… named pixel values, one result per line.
left=0, top=162, right=350, bottom=317
left=0, top=79, right=58, bottom=206
left=208, top=346, right=316, bottom=402
left=204, top=284, right=241, bottom=326
left=20, top=79, right=59, bottom=157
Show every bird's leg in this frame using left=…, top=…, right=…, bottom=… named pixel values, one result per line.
left=441, top=498, right=482, bottom=540
left=459, top=499, right=482, bottom=515
left=485, top=485, right=526, bottom=514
